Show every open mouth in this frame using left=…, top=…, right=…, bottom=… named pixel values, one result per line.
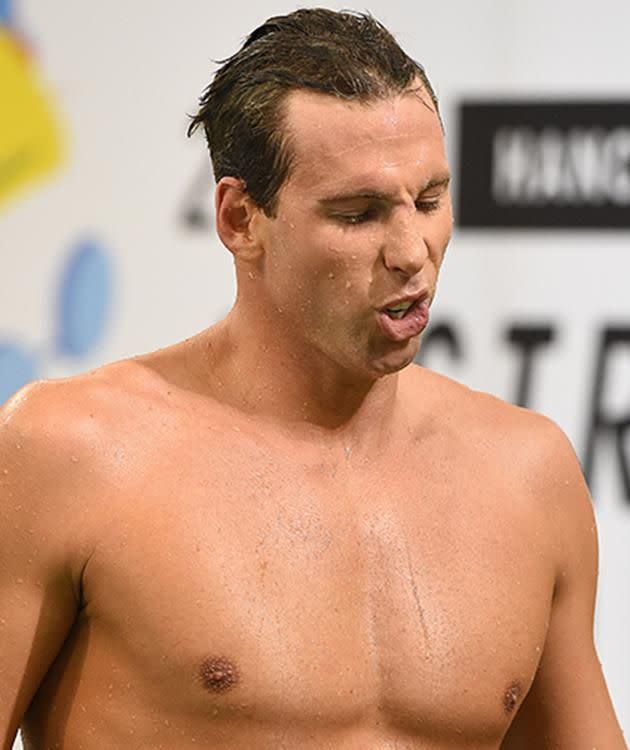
left=383, top=299, right=418, bottom=319
left=377, top=297, right=430, bottom=342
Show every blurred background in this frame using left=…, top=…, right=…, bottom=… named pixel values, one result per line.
left=2, top=0, right=629, bottom=745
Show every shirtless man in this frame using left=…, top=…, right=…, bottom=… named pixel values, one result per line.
left=1, top=8, right=626, bottom=750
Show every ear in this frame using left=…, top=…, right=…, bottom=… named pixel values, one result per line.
left=215, top=177, right=265, bottom=263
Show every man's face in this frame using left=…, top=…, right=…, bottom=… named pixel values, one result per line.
left=256, top=87, right=453, bottom=378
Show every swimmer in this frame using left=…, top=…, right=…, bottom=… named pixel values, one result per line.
left=0, top=8, right=626, bottom=750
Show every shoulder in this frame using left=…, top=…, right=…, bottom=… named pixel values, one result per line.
left=406, top=364, right=578, bottom=468
left=406, top=365, right=595, bottom=578
left=0, top=358, right=181, bottom=572
left=0, top=357, right=177, bottom=518
left=1, top=357, right=170, bottom=452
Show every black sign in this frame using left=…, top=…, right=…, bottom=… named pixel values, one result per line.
left=457, top=101, right=630, bottom=228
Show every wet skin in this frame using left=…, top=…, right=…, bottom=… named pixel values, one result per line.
left=1, top=89, right=625, bottom=749
left=3, top=358, right=620, bottom=749
left=5, top=362, right=555, bottom=749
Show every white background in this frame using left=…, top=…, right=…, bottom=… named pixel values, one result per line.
left=4, top=1, right=629, bottom=746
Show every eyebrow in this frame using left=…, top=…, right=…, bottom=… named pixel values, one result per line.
left=318, top=175, right=451, bottom=205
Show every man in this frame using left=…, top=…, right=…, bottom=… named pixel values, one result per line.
left=0, top=8, right=626, bottom=749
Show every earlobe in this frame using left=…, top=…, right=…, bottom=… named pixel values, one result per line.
left=215, top=177, right=265, bottom=263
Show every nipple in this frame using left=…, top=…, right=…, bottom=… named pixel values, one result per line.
left=198, top=657, right=240, bottom=694
left=503, top=681, right=522, bottom=714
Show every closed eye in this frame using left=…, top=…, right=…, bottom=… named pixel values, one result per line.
left=333, top=207, right=381, bottom=225
left=415, top=199, right=442, bottom=214
left=332, top=205, right=383, bottom=226
left=335, top=200, right=441, bottom=224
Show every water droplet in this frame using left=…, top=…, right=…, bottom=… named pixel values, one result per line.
left=248, top=271, right=255, bottom=280
left=327, top=272, right=335, bottom=279
left=2, top=469, right=8, bottom=475
left=71, top=456, right=79, bottom=463
left=163, top=719, right=171, bottom=727
left=15, top=443, right=22, bottom=450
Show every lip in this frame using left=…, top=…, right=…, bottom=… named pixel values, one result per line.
left=376, top=297, right=430, bottom=342
left=379, top=288, right=430, bottom=311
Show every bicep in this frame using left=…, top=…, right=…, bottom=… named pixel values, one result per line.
left=0, top=392, right=81, bottom=748
left=0, top=568, right=78, bottom=748
left=501, top=582, right=622, bottom=748
left=502, top=420, right=625, bottom=748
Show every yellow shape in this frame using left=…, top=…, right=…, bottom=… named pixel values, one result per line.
left=0, top=28, right=65, bottom=209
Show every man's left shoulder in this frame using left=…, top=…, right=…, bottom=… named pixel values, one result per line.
left=407, top=365, right=588, bottom=504
left=463, top=385, right=586, bottom=502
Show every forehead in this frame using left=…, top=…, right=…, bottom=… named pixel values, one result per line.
left=281, top=88, right=447, bottom=195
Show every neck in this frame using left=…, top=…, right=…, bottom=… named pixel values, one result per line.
left=198, top=300, right=402, bottom=446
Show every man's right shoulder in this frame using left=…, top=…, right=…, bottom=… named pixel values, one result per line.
left=0, top=359, right=170, bottom=489
left=0, top=364, right=146, bottom=591
left=5, top=358, right=142, bottom=428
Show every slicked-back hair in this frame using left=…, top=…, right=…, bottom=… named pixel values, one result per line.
left=188, top=8, right=440, bottom=216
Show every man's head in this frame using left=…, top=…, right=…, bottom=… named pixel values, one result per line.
left=192, top=9, right=452, bottom=380
left=188, top=8, right=441, bottom=216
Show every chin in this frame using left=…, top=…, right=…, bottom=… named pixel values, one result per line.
left=368, top=340, right=419, bottom=376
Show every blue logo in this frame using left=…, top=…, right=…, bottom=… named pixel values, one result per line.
left=0, top=237, right=114, bottom=405
left=0, top=0, right=14, bottom=26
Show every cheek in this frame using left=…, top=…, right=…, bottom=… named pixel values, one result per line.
left=268, top=213, right=376, bottom=309
left=324, top=241, right=376, bottom=299
left=298, top=251, right=369, bottom=323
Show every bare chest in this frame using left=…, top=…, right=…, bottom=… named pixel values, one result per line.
left=79, top=438, right=553, bottom=744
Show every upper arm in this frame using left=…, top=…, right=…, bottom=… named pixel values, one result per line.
left=0, top=384, right=86, bottom=749
left=501, top=418, right=627, bottom=749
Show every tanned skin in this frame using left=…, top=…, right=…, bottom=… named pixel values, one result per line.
left=1, top=88, right=626, bottom=749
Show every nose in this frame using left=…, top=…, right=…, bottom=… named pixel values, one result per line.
left=382, top=208, right=429, bottom=278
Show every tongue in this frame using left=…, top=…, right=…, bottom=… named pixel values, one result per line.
left=378, top=301, right=429, bottom=342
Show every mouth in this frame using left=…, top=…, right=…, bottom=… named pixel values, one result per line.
left=380, top=290, right=430, bottom=319
left=383, top=299, right=418, bottom=320
left=377, top=293, right=430, bottom=342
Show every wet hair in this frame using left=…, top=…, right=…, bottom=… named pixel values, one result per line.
left=188, top=8, right=440, bottom=216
